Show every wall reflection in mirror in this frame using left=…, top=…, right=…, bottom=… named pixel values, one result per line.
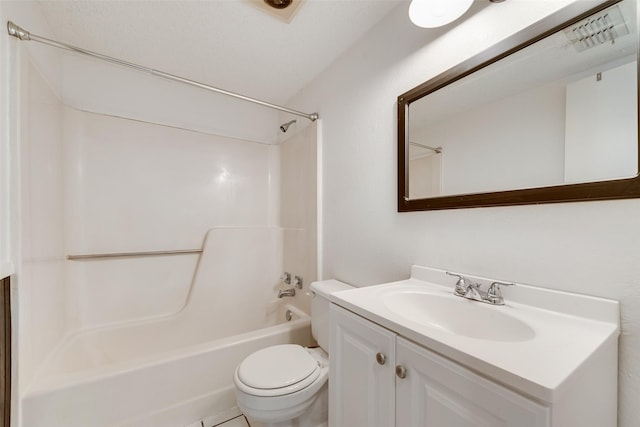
left=406, top=0, right=638, bottom=201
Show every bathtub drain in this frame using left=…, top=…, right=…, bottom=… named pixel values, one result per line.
left=285, top=309, right=293, bottom=321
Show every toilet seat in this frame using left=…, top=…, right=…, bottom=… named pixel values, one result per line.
left=235, top=344, right=321, bottom=397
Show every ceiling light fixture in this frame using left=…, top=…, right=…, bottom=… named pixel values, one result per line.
left=264, top=0, right=293, bottom=10
left=409, top=0, right=474, bottom=28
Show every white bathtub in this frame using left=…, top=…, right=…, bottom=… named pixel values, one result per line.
left=22, top=228, right=314, bottom=427
left=22, top=304, right=312, bottom=427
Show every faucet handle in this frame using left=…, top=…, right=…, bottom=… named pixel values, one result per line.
left=486, top=281, right=515, bottom=305
left=281, top=272, right=292, bottom=285
left=446, top=272, right=468, bottom=296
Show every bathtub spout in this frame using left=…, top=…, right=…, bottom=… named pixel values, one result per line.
left=278, top=288, right=296, bottom=298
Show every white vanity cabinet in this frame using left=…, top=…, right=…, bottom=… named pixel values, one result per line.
left=328, top=266, right=619, bottom=426
left=330, top=304, right=550, bottom=427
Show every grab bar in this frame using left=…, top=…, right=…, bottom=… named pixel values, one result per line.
left=67, top=249, right=203, bottom=260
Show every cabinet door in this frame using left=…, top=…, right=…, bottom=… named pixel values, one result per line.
left=395, top=337, right=550, bottom=427
left=329, top=305, right=396, bottom=427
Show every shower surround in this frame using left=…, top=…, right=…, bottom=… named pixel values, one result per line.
left=17, top=46, right=318, bottom=426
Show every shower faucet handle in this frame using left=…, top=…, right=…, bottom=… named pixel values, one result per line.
left=281, top=272, right=291, bottom=285
left=293, top=275, right=303, bottom=289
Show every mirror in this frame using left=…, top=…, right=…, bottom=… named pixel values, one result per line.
left=398, top=0, right=640, bottom=211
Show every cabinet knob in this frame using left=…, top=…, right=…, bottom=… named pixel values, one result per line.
left=395, top=365, right=407, bottom=379
left=376, top=352, right=386, bottom=365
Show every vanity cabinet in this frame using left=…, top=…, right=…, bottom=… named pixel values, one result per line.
left=330, top=305, right=550, bottom=427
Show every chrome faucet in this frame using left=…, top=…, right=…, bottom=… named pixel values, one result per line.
left=278, top=288, right=296, bottom=298
left=446, top=272, right=514, bottom=305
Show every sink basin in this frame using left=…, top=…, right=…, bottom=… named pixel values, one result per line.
left=382, top=291, right=536, bottom=342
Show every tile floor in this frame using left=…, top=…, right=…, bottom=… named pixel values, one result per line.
left=185, top=414, right=250, bottom=427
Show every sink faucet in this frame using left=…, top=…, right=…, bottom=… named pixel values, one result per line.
left=278, top=288, right=296, bottom=298
left=446, top=272, right=514, bottom=305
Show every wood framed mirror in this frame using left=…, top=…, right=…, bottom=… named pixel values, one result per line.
left=398, top=0, right=640, bottom=211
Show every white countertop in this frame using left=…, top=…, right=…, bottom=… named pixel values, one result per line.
left=329, top=265, right=619, bottom=403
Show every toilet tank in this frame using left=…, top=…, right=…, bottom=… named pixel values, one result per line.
left=310, top=280, right=353, bottom=352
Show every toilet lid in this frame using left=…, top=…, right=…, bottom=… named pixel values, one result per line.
left=237, top=344, right=319, bottom=390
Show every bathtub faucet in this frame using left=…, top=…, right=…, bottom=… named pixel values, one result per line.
left=278, top=288, right=296, bottom=298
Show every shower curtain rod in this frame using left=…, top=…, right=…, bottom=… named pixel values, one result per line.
left=409, top=141, right=442, bottom=153
left=6, top=21, right=319, bottom=122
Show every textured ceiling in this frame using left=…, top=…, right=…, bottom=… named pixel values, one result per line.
left=34, top=0, right=403, bottom=106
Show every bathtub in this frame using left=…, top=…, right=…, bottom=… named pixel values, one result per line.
left=22, top=304, right=312, bottom=427
left=22, top=228, right=314, bottom=427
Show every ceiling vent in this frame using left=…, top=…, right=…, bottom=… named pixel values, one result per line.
left=563, top=5, right=630, bottom=52
left=248, top=0, right=305, bottom=23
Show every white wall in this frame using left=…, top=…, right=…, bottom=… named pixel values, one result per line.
left=288, top=1, right=640, bottom=425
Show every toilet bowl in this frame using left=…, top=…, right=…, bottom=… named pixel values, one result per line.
left=234, top=345, right=328, bottom=426
left=233, top=280, right=352, bottom=427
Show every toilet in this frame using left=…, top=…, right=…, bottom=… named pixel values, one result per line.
left=233, top=279, right=353, bottom=427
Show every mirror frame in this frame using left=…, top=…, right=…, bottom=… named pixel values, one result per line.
left=398, top=0, right=640, bottom=211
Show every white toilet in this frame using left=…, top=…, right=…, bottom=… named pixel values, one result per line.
left=233, top=279, right=352, bottom=427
